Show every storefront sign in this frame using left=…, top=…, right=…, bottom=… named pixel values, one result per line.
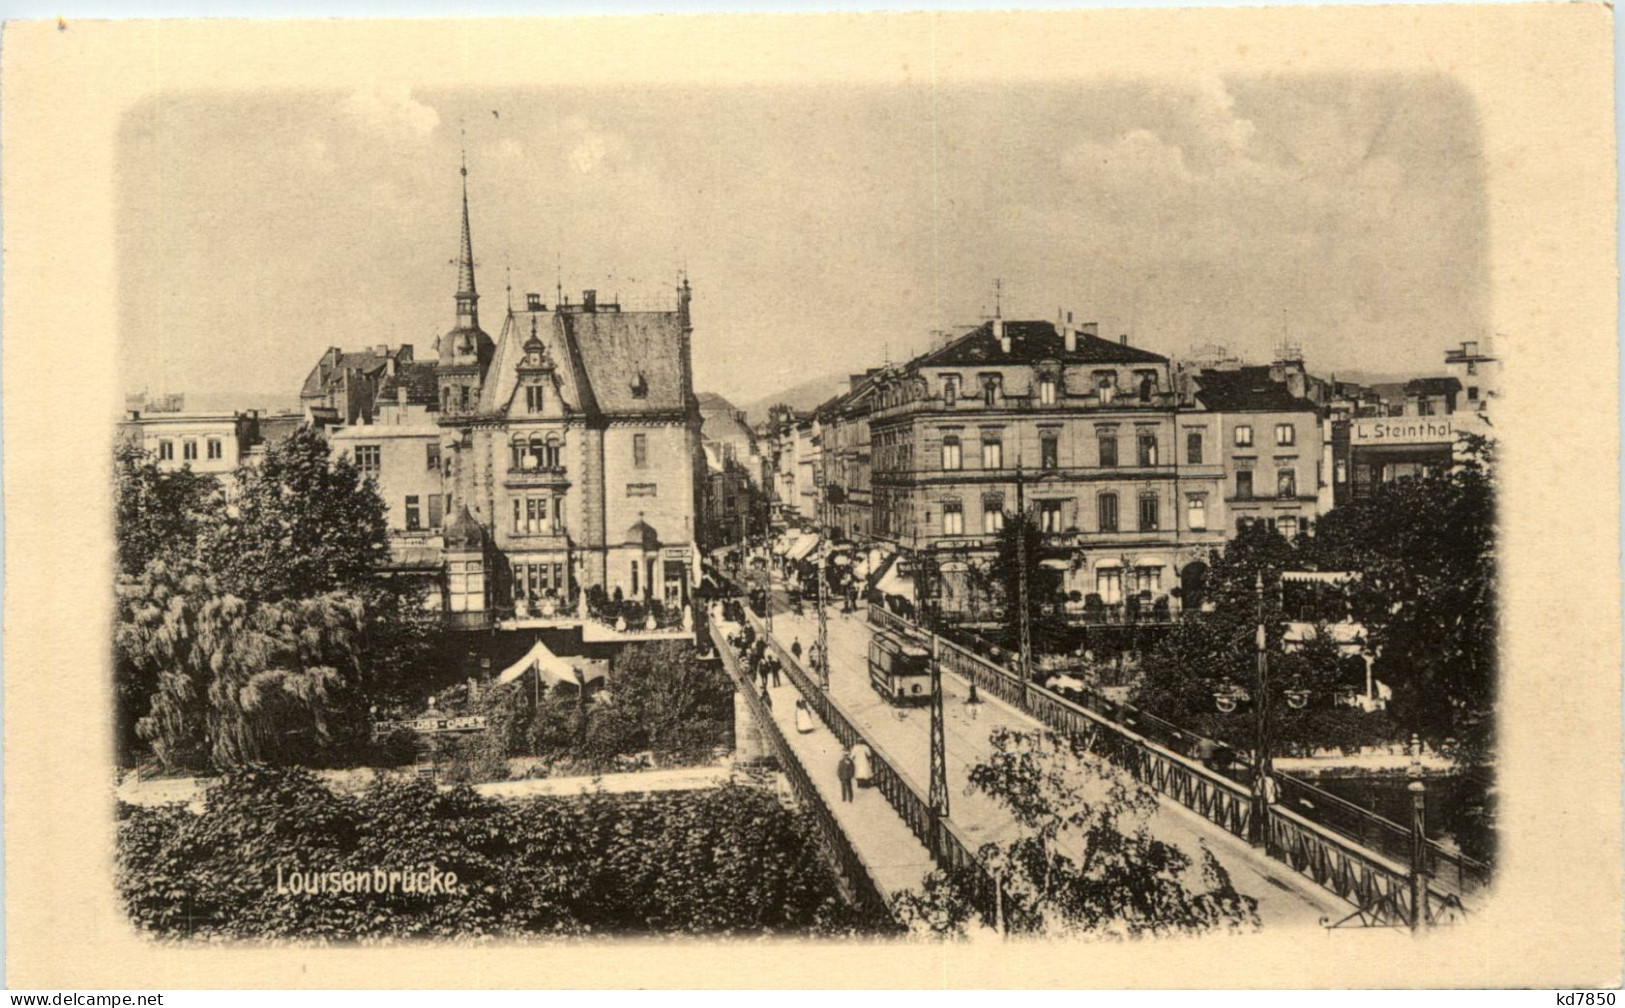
left=661, top=546, right=692, bottom=561
left=1351, top=417, right=1457, bottom=445
left=372, top=715, right=488, bottom=736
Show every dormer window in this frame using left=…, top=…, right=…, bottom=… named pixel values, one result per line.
left=1038, top=376, right=1057, bottom=407
left=525, top=385, right=544, bottom=413
left=631, top=372, right=648, bottom=399
left=981, top=375, right=1001, bottom=407
left=942, top=375, right=960, bottom=404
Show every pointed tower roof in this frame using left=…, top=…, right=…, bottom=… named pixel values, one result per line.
left=443, top=504, right=488, bottom=551
left=457, top=153, right=477, bottom=300
left=439, top=154, right=493, bottom=372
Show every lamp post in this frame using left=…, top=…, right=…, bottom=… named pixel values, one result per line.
left=815, top=549, right=830, bottom=690
left=1407, top=733, right=1430, bottom=932
left=1015, top=459, right=1033, bottom=706
left=1250, top=570, right=1274, bottom=847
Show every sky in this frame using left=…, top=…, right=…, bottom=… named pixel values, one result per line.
left=117, top=75, right=1487, bottom=408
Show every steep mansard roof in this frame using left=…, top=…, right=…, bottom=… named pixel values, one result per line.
left=1192, top=366, right=1320, bottom=412
left=481, top=308, right=688, bottom=419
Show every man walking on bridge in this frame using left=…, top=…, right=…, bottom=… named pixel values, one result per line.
left=837, top=750, right=856, bottom=803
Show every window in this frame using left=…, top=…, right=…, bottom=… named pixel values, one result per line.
left=354, top=444, right=381, bottom=476
left=525, top=385, right=544, bottom=412
left=942, top=500, right=964, bottom=535
left=633, top=433, right=648, bottom=468
left=631, top=373, right=648, bottom=399
left=428, top=494, right=445, bottom=528
left=1134, top=566, right=1163, bottom=594
left=206, top=439, right=223, bottom=461
left=1278, top=516, right=1299, bottom=540
left=1186, top=430, right=1203, bottom=464
left=157, top=440, right=174, bottom=461
left=1418, top=399, right=1434, bottom=416
left=983, top=377, right=999, bottom=407
left=1466, top=360, right=1478, bottom=375
left=1467, top=386, right=1479, bottom=401
left=1038, top=378, right=1057, bottom=406
left=1278, top=469, right=1297, bottom=498
left=525, top=498, right=546, bottom=534
left=1040, top=432, right=1058, bottom=470
left=405, top=496, right=421, bottom=531
left=1137, top=432, right=1158, bottom=467
left=1138, top=494, right=1159, bottom=531
left=1137, top=372, right=1156, bottom=402
left=1038, top=500, right=1063, bottom=532
left=981, top=434, right=1003, bottom=470
left=1098, top=433, right=1118, bottom=467
left=982, top=498, right=1005, bottom=534
left=630, top=561, right=640, bottom=596
left=942, top=435, right=962, bottom=471
left=1095, top=371, right=1117, bottom=404
left=628, top=483, right=658, bottom=497
left=1236, top=470, right=1253, bottom=499
left=459, top=386, right=471, bottom=410
left=1275, top=423, right=1296, bottom=447
left=1097, top=492, right=1119, bottom=532
left=182, top=440, right=198, bottom=461
left=1234, top=425, right=1254, bottom=447
left=1186, top=495, right=1207, bottom=530
left=943, top=375, right=959, bottom=403
left=1096, top=567, right=1123, bottom=604
left=426, top=442, right=440, bottom=471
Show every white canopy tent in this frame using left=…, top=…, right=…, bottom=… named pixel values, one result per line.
left=496, top=639, right=606, bottom=688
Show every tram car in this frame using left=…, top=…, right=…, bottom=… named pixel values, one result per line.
left=867, top=631, right=933, bottom=707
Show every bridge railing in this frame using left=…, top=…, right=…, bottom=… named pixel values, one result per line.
left=708, top=613, right=899, bottom=928
left=870, top=607, right=1481, bottom=925
left=745, top=609, right=1000, bottom=919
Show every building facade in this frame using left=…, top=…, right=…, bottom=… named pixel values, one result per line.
left=324, top=168, right=703, bottom=628
left=868, top=318, right=1228, bottom=618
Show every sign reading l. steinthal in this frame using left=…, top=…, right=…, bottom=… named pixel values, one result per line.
left=1351, top=415, right=1485, bottom=445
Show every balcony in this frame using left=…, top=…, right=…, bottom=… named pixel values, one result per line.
left=504, top=465, right=570, bottom=489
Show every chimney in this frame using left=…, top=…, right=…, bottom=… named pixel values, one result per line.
left=1463, top=340, right=1478, bottom=356
left=1064, top=325, right=1077, bottom=353
left=583, top=289, right=597, bottom=313
left=994, top=318, right=1010, bottom=354
left=399, top=344, right=413, bottom=362
left=126, top=410, right=140, bottom=421
left=526, top=293, right=543, bottom=311
left=397, top=384, right=408, bottom=406
left=1081, top=322, right=1098, bottom=339
left=376, top=344, right=389, bottom=356
left=1119, top=333, right=1128, bottom=346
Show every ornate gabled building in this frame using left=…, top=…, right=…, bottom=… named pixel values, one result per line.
left=322, top=165, right=703, bottom=631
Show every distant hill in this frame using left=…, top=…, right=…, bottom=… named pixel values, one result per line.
left=123, top=390, right=302, bottom=417
left=739, top=370, right=860, bottom=424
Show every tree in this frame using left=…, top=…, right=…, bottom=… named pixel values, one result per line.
left=114, top=439, right=221, bottom=575
left=200, top=427, right=387, bottom=603
left=1309, top=436, right=1496, bottom=762
left=892, top=728, right=1259, bottom=938
left=117, top=559, right=370, bottom=771
left=985, top=509, right=1066, bottom=654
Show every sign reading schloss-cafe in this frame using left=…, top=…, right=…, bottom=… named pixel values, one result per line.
left=1351, top=417, right=1459, bottom=445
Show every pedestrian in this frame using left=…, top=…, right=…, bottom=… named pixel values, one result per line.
left=1194, top=736, right=1217, bottom=771
left=851, top=739, right=874, bottom=789
left=791, top=638, right=802, bottom=661
left=769, top=655, right=783, bottom=688
left=760, top=681, right=773, bottom=711
left=794, top=698, right=815, bottom=734
left=837, top=750, right=856, bottom=802
left=1261, top=772, right=1279, bottom=806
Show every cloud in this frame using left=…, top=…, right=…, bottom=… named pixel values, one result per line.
left=342, top=83, right=439, bottom=137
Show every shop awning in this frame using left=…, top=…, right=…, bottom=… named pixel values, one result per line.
left=785, top=533, right=820, bottom=561
left=1038, top=558, right=1070, bottom=571
left=496, top=639, right=605, bottom=688
left=875, top=557, right=915, bottom=601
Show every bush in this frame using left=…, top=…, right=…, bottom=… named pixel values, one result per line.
left=116, top=767, right=874, bottom=940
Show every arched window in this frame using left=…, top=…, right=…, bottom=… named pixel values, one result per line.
left=529, top=436, right=546, bottom=469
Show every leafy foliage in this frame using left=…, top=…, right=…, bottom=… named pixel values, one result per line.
left=116, top=767, right=872, bottom=940
left=1307, top=436, right=1497, bottom=761
left=200, top=427, right=387, bottom=603
left=114, top=439, right=223, bottom=576
left=891, top=729, right=1259, bottom=938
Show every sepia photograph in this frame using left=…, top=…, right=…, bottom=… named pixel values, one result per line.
left=2, top=4, right=1619, bottom=990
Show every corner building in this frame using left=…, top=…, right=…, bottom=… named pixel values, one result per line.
left=341, top=166, right=703, bottom=627
left=869, top=318, right=1227, bottom=618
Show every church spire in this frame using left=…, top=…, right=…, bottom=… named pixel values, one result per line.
left=455, top=148, right=479, bottom=327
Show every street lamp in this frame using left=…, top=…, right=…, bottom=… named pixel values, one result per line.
left=815, top=549, right=830, bottom=690
left=1249, top=570, right=1274, bottom=847
left=1407, top=733, right=1430, bottom=932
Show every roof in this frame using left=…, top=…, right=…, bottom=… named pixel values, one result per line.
left=443, top=505, right=487, bottom=551
left=378, top=362, right=440, bottom=406
left=625, top=519, right=662, bottom=549
left=915, top=320, right=1167, bottom=368
left=1405, top=376, right=1463, bottom=396
left=1192, top=367, right=1320, bottom=413
left=300, top=349, right=392, bottom=399
left=481, top=308, right=688, bottom=418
